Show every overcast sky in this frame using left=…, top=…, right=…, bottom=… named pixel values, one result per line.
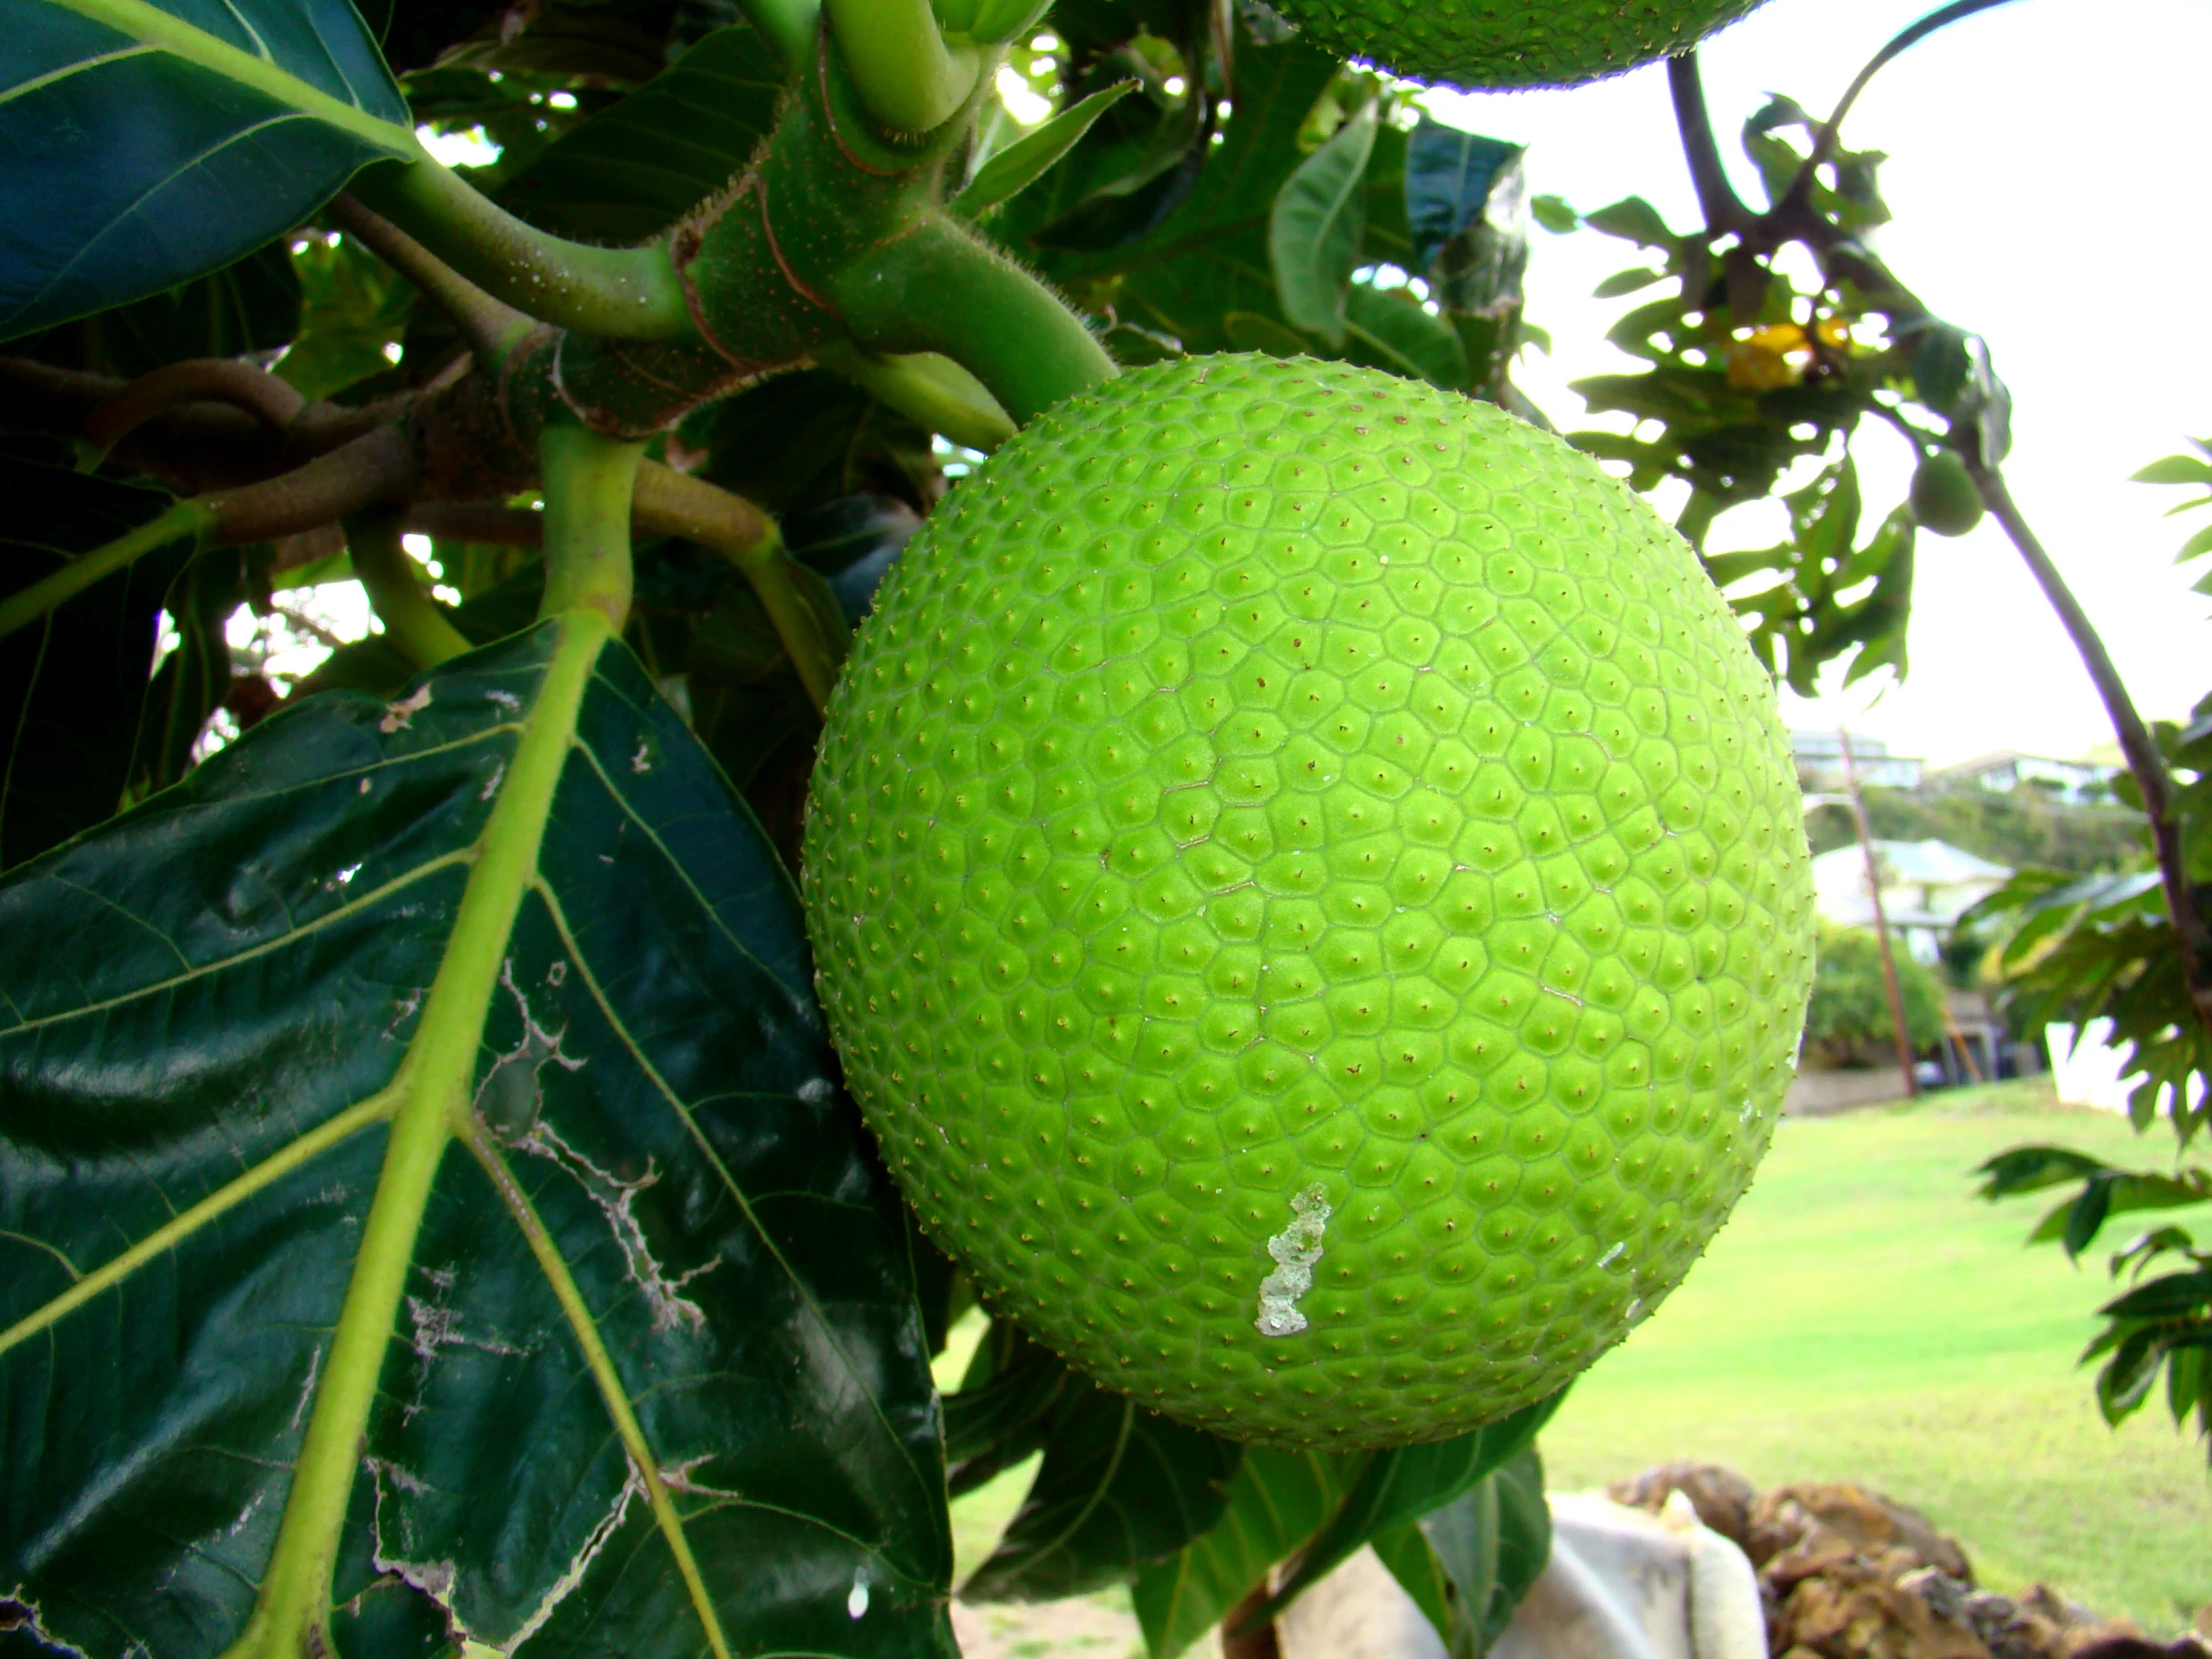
left=1416, top=0, right=2212, bottom=768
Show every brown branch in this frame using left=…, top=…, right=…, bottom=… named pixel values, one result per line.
left=1773, top=0, right=2022, bottom=229
left=326, top=194, right=532, bottom=368
left=82, top=359, right=305, bottom=455
left=0, top=355, right=408, bottom=493
left=1970, top=457, right=2212, bottom=1033
left=202, top=424, right=420, bottom=546
left=1220, top=1582, right=1282, bottom=1659
left=1668, top=53, right=1751, bottom=238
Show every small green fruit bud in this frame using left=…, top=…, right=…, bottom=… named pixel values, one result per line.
left=1910, top=450, right=1984, bottom=537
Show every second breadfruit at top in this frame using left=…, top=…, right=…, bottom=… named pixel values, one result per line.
left=1273, top=0, right=1773, bottom=89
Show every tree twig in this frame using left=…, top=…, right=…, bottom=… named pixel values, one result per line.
left=1667, top=53, right=1751, bottom=238
left=81, top=359, right=305, bottom=456
left=327, top=194, right=533, bottom=369
left=1969, top=456, right=2212, bottom=1032
left=1220, top=1581, right=1282, bottom=1659
left=1773, top=0, right=2024, bottom=228
left=203, top=424, right=421, bottom=546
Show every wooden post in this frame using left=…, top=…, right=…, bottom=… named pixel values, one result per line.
left=1840, top=728, right=1920, bottom=1099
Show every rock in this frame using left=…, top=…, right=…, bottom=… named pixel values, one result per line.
left=1901, top=1568, right=1972, bottom=1625
left=1774, top=1557, right=1991, bottom=1659
left=1610, top=1463, right=1761, bottom=1554
left=1750, top=1483, right=1974, bottom=1583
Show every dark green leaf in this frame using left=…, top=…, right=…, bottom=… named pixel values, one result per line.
left=0, top=454, right=198, bottom=868
left=0, top=623, right=953, bottom=1657
left=1974, top=1144, right=2110, bottom=1199
left=1250, top=1388, right=1565, bottom=1626
left=959, top=1372, right=1243, bottom=1602
left=2, top=1, right=412, bottom=339
left=2100, top=1269, right=2212, bottom=1322
left=955, top=82, right=1141, bottom=221
left=496, top=25, right=784, bottom=242
left=787, top=495, right=922, bottom=624
left=1270, top=97, right=1378, bottom=347
left=1402, top=118, right=1522, bottom=274
left=1131, top=1447, right=1360, bottom=1659
left=1371, top=1519, right=1456, bottom=1643
left=20, top=240, right=301, bottom=379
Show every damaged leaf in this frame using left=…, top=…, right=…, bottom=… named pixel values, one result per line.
left=0, top=621, right=952, bottom=1658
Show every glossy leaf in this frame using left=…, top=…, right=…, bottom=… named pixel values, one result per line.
left=0, top=621, right=953, bottom=1657
left=1419, top=1447, right=1551, bottom=1654
left=0, top=453, right=198, bottom=868
left=19, top=239, right=302, bottom=378
left=2, top=0, right=414, bottom=340
left=1269, top=96, right=1377, bottom=346
left=497, top=25, right=784, bottom=243
left=1131, top=1446, right=1360, bottom=1659
left=954, top=81, right=1140, bottom=221
left=1403, top=118, right=1521, bottom=274
left=959, top=1370, right=1242, bottom=1602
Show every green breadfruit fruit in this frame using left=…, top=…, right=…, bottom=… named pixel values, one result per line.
left=1910, top=450, right=1985, bottom=537
left=803, top=354, right=1816, bottom=1448
left=1267, top=0, right=1774, bottom=90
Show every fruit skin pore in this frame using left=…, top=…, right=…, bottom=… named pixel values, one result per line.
left=1267, top=0, right=1774, bottom=90
left=803, top=355, right=1815, bottom=1448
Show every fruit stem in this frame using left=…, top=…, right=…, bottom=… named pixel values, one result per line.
left=346, top=511, right=473, bottom=669
left=351, top=156, right=694, bottom=342
left=538, top=426, right=647, bottom=630
left=739, top=0, right=823, bottom=76
left=633, top=462, right=847, bottom=715
left=840, top=218, right=1117, bottom=422
left=815, top=340, right=1015, bottom=452
left=1968, top=456, right=2212, bottom=1035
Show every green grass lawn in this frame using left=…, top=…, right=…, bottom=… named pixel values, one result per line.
left=1541, top=1076, right=2211, bottom=1634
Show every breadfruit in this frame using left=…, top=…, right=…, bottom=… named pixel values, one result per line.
left=803, top=354, right=1815, bottom=1447
left=1910, top=450, right=1984, bottom=537
left=1267, top=0, right=1774, bottom=90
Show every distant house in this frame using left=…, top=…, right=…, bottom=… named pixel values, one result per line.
left=1926, top=749, right=2117, bottom=804
left=1791, top=730, right=1924, bottom=792
left=1810, top=838, right=2011, bottom=965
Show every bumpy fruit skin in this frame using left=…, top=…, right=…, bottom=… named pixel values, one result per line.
left=1270, top=0, right=1772, bottom=90
left=1909, top=450, right=1985, bottom=538
left=804, top=355, right=1814, bottom=1447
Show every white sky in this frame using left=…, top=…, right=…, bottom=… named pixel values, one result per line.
left=1417, top=0, right=2212, bottom=768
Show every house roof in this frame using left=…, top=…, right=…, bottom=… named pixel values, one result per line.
left=1813, top=838, right=2011, bottom=885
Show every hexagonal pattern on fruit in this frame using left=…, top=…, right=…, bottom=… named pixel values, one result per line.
left=804, top=353, right=1815, bottom=1448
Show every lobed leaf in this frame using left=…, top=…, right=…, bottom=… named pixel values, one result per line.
left=0, top=622, right=953, bottom=1657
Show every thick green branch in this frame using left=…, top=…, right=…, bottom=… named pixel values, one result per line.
left=539, top=427, right=647, bottom=628
left=352, top=158, right=693, bottom=342
left=839, top=219, right=1116, bottom=423
left=347, top=513, right=473, bottom=669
